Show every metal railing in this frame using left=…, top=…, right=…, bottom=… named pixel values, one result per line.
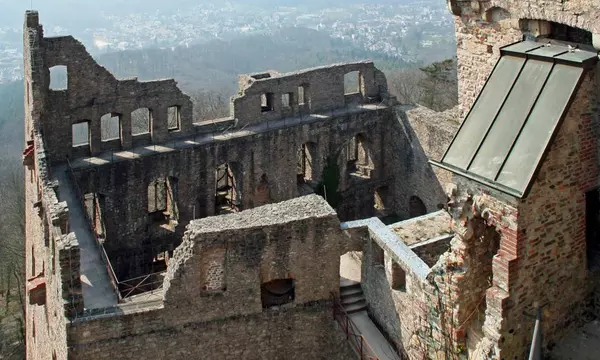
left=332, top=293, right=379, bottom=360
left=65, top=158, right=165, bottom=301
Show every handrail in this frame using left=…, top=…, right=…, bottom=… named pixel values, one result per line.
left=331, top=293, right=379, bottom=360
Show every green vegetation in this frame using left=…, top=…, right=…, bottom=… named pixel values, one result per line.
left=316, top=156, right=342, bottom=209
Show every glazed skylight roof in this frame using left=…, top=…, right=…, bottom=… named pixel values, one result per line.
left=434, top=41, right=598, bottom=198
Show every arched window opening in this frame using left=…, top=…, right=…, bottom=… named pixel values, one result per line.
left=132, top=108, right=151, bottom=135
left=261, top=279, right=295, bottom=308
left=520, top=19, right=592, bottom=46
left=215, top=163, right=241, bottom=215
left=408, top=196, right=427, bottom=218
left=374, top=186, right=389, bottom=215
left=49, top=65, right=67, bottom=90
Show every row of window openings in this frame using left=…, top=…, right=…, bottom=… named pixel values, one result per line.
left=72, top=107, right=181, bottom=147
left=260, top=72, right=361, bottom=113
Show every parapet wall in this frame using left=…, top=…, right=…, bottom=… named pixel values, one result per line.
left=25, top=133, right=84, bottom=360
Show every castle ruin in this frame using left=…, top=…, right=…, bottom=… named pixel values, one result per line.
left=24, top=0, right=600, bottom=358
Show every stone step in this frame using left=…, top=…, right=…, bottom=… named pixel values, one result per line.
left=341, top=293, right=365, bottom=306
left=340, top=277, right=361, bottom=288
left=340, top=286, right=363, bottom=298
left=343, top=300, right=367, bottom=314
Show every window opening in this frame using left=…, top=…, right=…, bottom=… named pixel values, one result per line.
left=100, top=113, right=121, bottom=141
left=148, top=177, right=178, bottom=226
left=586, top=188, right=600, bottom=270
left=344, top=71, right=360, bottom=94
left=261, top=93, right=274, bottom=112
left=297, top=142, right=316, bottom=186
left=282, top=93, right=292, bottom=108
left=167, top=106, right=180, bottom=131
left=298, top=84, right=310, bottom=107
left=261, top=279, right=295, bottom=308
left=346, top=134, right=372, bottom=179
left=72, top=121, right=89, bottom=147
left=215, top=163, right=240, bottom=215
left=49, top=65, right=67, bottom=90
left=408, top=196, right=427, bottom=218
left=132, top=108, right=151, bottom=135
left=391, top=261, right=406, bottom=291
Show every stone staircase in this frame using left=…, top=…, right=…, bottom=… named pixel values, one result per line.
left=340, top=279, right=367, bottom=314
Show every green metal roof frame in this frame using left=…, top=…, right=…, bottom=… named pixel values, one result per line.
left=431, top=40, right=598, bottom=198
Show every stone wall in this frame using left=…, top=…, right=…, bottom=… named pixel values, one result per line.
left=449, top=0, right=600, bottom=118
left=400, top=105, right=459, bottom=204
left=65, top=195, right=356, bottom=360
left=233, top=61, right=390, bottom=126
left=68, top=303, right=353, bottom=360
left=24, top=11, right=85, bottom=360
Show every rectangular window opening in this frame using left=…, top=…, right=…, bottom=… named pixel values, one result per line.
left=261, top=93, right=274, bottom=112
left=282, top=93, right=292, bottom=108
left=49, top=65, right=67, bottom=90
left=72, top=122, right=89, bottom=147
left=344, top=71, right=360, bottom=95
left=391, top=261, right=407, bottom=291
left=100, top=113, right=121, bottom=141
left=132, top=108, right=151, bottom=136
left=167, top=106, right=180, bottom=131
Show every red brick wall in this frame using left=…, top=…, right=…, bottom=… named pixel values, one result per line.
left=484, top=70, right=598, bottom=359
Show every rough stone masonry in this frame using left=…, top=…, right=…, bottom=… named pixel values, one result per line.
left=24, top=0, right=600, bottom=358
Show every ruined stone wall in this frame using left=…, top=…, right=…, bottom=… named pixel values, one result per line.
left=24, top=11, right=84, bottom=360
left=65, top=196, right=355, bottom=360
left=233, top=61, right=388, bottom=126
left=68, top=304, right=353, bottom=360
left=25, top=13, right=193, bottom=162
left=397, top=105, right=458, bottom=210
left=70, top=110, right=393, bottom=257
left=359, top=229, right=436, bottom=359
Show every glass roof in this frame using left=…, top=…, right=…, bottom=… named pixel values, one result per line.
left=436, top=41, right=597, bottom=198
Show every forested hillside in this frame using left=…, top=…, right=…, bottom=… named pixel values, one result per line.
left=96, top=27, right=411, bottom=94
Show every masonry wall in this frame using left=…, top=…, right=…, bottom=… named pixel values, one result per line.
left=450, top=1, right=600, bottom=117
left=490, top=69, right=598, bottom=359
left=24, top=11, right=84, bottom=360
left=65, top=196, right=356, bottom=360
left=68, top=304, right=354, bottom=360
left=359, top=230, right=437, bottom=359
